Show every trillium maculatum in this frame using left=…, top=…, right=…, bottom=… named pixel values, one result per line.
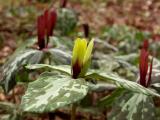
left=37, top=8, right=57, bottom=50
left=72, top=38, right=94, bottom=79
left=139, top=40, right=153, bottom=87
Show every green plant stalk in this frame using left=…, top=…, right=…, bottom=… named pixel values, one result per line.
left=71, top=103, right=77, bottom=120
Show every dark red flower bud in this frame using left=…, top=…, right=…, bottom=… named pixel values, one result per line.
left=139, top=49, right=149, bottom=87
left=37, top=9, right=57, bottom=50
left=60, top=0, right=67, bottom=8
left=47, top=9, right=57, bottom=36
left=37, top=15, right=45, bottom=50
left=139, top=40, right=153, bottom=87
left=146, top=58, right=153, bottom=87
left=142, top=40, right=149, bottom=50
left=83, top=24, right=89, bottom=38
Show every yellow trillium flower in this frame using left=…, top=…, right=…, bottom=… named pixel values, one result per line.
left=72, top=38, right=94, bottom=78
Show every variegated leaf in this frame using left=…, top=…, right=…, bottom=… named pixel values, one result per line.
left=108, top=92, right=155, bottom=120
left=0, top=102, right=15, bottom=113
left=21, top=73, right=88, bottom=113
left=47, top=48, right=71, bottom=65
left=13, top=38, right=36, bottom=54
left=85, top=72, right=160, bottom=97
left=98, top=88, right=124, bottom=107
left=0, top=102, right=22, bottom=120
left=55, top=8, right=77, bottom=35
left=26, top=64, right=71, bottom=75
left=49, top=37, right=73, bottom=51
left=0, top=49, right=43, bottom=93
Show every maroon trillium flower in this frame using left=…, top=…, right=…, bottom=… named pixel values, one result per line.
left=83, top=23, right=89, bottom=38
left=142, top=39, right=149, bottom=50
left=60, top=0, right=67, bottom=8
left=139, top=40, right=153, bottom=87
left=37, top=9, right=57, bottom=50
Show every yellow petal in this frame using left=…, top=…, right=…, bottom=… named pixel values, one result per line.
left=72, top=38, right=87, bottom=66
left=83, top=38, right=94, bottom=65
left=72, top=38, right=80, bottom=65
left=78, top=39, right=87, bottom=65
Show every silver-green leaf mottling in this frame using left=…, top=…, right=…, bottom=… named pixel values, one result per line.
left=55, top=8, right=77, bottom=35
left=21, top=73, right=88, bottom=113
left=0, top=49, right=43, bottom=93
left=86, top=72, right=160, bottom=97
left=108, top=92, right=156, bottom=120
left=26, top=64, right=71, bottom=75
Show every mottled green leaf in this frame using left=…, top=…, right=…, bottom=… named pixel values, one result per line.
left=98, top=88, right=124, bottom=107
left=21, top=73, right=88, bottom=113
left=108, top=92, right=156, bottom=120
left=94, top=53, right=137, bottom=77
left=88, top=82, right=117, bottom=92
left=13, top=38, right=36, bottom=54
left=55, top=8, right=77, bottom=35
left=0, top=102, right=15, bottom=113
left=49, top=36, right=73, bottom=51
left=85, top=72, right=160, bottom=97
left=94, top=39, right=118, bottom=53
left=26, top=64, right=71, bottom=75
left=47, top=48, right=71, bottom=65
left=0, top=49, right=43, bottom=93
left=93, top=53, right=119, bottom=72
left=151, top=83, right=160, bottom=93
left=102, top=25, right=150, bottom=54
left=0, top=102, right=22, bottom=120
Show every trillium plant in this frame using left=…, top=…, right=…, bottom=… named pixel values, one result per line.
left=21, top=38, right=94, bottom=119
left=0, top=0, right=78, bottom=93
left=0, top=6, right=72, bottom=93
left=107, top=40, right=157, bottom=120
left=22, top=38, right=160, bottom=120
left=1, top=1, right=160, bottom=119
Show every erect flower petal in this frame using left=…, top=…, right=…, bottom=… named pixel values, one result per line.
left=146, top=58, right=153, bottom=87
left=83, top=38, right=94, bottom=65
left=142, top=40, right=149, bottom=50
left=44, top=9, right=49, bottom=33
left=72, top=38, right=87, bottom=66
left=37, top=8, right=57, bottom=49
left=139, top=40, right=153, bottom=87
left=83, top=23, right=89, bottom=38
left=47, top=9, right=57, bottom=36
left=139, top=49, right=149, bottom=87
left=72, top=39, right=79, bottom=65
left=37, top=15, right=45, bottom=50
left=78, top=39, right=87, bottom=65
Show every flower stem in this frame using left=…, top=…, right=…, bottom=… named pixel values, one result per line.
left=71, top=103, right=77, bottom=120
